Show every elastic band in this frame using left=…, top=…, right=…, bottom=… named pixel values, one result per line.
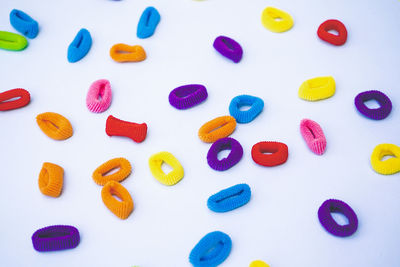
left=10, top=9, right=39, bottom=39
left=229, top=95, right=264, bottom=123
left=169, top=84, right=208, bottom=110
left=38, top=162, right=64, bottom=198
left=92, top=157, right=132, bottom=186
left=207, top=183, right=251, bottom=213
left=207, top=137, right=243, bottom=171
left=317, top=19, right=347, bottom=46
left=300, top=119, right=327, bottom=155
left=0, top=31, right=28, bottom=51
left=213, top=36, right=243, bottom=63
left=261, top=7, right=294, bottom=33
left=32, top=225, right=80, bottom=252
left=298, top=76, right=335, bottom=101
left=318, top=199, right=358, bottom=237
left=149, top=152, right=184, bottom=186
left=86, top=79, right=112, bottom=113
left=198, top=115, right=236, bottom=143
left=354, top=90, right=392, bottom=120
left=251, top=141, right=288, bottom=167
left=0, top=88, right=30, bottom=111
left=137, top=7, right=160, bottom=39
left=250, top=260, right=270, bottom=267
left=36, top=112, right=73, bottom=140
left=101, top=181, right=134, bottom=219
left=68, top=28, right=92, bottom=63
left=110, top=44, right=146, bottom=62
left=106, top=115, right=147, bottom=143
left=370, top=144, right=400, bottom=175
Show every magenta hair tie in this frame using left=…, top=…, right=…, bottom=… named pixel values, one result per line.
left=207, top=137, right=243, bottom=171
left=300, top=119, right=327, bottom=155
left=318, top=199, right=358, bottom=237
left=86, top=79, right=112, bottom=113
left=354, top=90, right=392, bottom=120
left=169, top=84, right=208, bottom=110
left=213, top=36, right=243, bottom=63
left=31, top=225, right=80, bottom=252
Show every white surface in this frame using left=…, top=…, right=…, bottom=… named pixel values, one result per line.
left=1, top=0, right=400, bottom=266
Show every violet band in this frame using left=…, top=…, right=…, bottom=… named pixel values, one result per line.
left=32, top=225, right=80, bottom=252
left=207, top=137, right=243, bottom=171
left=354, top=90, right=392, bottom=120
left=169, top=84, right=208, bottom=110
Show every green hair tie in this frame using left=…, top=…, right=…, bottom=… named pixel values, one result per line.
left=0, top=31, right=28, bottom=51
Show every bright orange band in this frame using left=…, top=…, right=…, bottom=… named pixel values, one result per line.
left=198, top=115, right=236, bottom=143
left=110, top=44, right=146, bottom=63
left=101, top=181, right=134, bottom=220
left=38, top=162, right=64, bottom=197
left=92, top=157, right=132, bottom=186
left=36, top=112, right=73, bottom=140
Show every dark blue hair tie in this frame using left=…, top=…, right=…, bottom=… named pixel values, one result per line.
left=137, top=7, right=160, bottom=39
left=68, top=28, right=92, bottom=63
left=207, top=137, right=243, bottom=171
left=213, top=35, right=243, bottom=63
left=208, top=183, right=251, bottom=212
left=229, top=95, right=264, bottom=123
left=9, top=9, right=39, bottom=39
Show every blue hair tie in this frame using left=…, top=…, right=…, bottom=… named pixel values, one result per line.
left=207, top=183, right=251, bottom=213
left=9, top=9, right=39, bottom=39
left=229, top=95, right=264, bottom=123
left=67, top=28, right=92, bottom=63
left=189, top=231, right=232, bottom=267
left=137, top=7, right=160, bottom=39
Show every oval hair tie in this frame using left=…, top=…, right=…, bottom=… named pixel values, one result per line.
left=207, top=137, right=243, bottom=171
left=0, top=31, right=28, bottom=51
left=213, top=35, right=243, bottom=63
left=38, top=162, right=64, bottom=198
left=0, top=88, right=30, bottom=111
left=198, top=115, right=236, bottom=143
left=92, top=157, right=132, bottom=186
left=251, top=141, right=288, bottom=167
left=10, top=9, right=39, bottom=39
left=36, top=112, right=73, bottom=140
left=370, top=143, right=400, bottom=175
left=300, top=119, right=327, bottom=155
left=106, top=115, right=147, bottom=143
left=261, top=7, right=294, bottom=33
left=149, top=151, right=184, bottom=186
left=298, top=76, right=335, bottom=101
left=31, top=225, right=80, bottom=252
left=168, top=84, right=208, bottom=110
left=137, top=6, right=161, bottom=39
left=189, top=231, right=232, bottom=267
left=68, top=28, right=92, bottom=63
left=318, top=199, right=358, bottom=237
left=354, top=90, right=392, bottom=120
left=317, top=19, right=347, bottom=46
left=86, top=79, right=112, bottom=113
left=207, top=183, right=251, bottom=213
left=101, top=181, right=134, bottom=219
left=229, top=94, right=264, bottom=123
left=250, top=260, right=270, bottom=267
left=110, top=44, right=146, bottom=63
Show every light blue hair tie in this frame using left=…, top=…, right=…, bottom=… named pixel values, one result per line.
left=207, top=183, right=251, bottom=213
left=137, top=7, right=160, bottom=39
left=10, top=9, right=39, bottom=39
left=67, top=28, right=92, bottom=63
left=229, top=94, right=264, bottom=123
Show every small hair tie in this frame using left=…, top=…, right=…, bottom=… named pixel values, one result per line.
left=137, top=7, right=160, bottom=39
left=68, top=28, right=92, bottom=63
left=36, top=112, right=73, bottom=140
left=32, top=225, right=80, bottom=252
left=198, top=116, right=236, bottom=143
left=317, top=19, right=347, bottom=46
left=354, top=90, right=392, bottom=120
left=261, top=7, right=294, bottom=33
left=298, top=76, right=335, bottom=101
left=300, top=119, right=327, bottom=155
left=10, top=9, right=39, bottom=39
left=106, top=115, right=147, bottom=143
left=213, top=36, right=243, bottom=63
left=251, top=141, right=288, bottom=166
left=149, top=151, right=184, bottom=186
left=0, top=88, right=30, bottom=111
left=207, top=137, right=243, bottom=171
left=207, top=183, right=251, bottom=212
left=229, top=94, right=264, bottom=123
left=0, top=31, right=28, bottom=51
left=169, top=84, right=208, bottom=110
left=370, top=143, right=400, bottom=175
left=110, top=44, right=146, bottom=62
left=38, top=162, right=64, bottom=197
left=101, top=181, right=134, bottom=219
left=250, top=260, right=270, bottom=267
left=86, top=79, right=112, bottom=113
left=92, top=157, right=132, bottom=186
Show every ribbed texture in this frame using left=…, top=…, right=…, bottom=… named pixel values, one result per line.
left=38, top=162, right=64, bottom=197
left=36, top=112, right=73, bottom=140
left=261, top=7, right=294, bottom=33
left=149, top=151, right=184, bottom=186
left=0, top=31, right=28, bottom=51
left=354, top=90, right=392, bottom=120
left=229, top=94, right=264, bottom=123
left=317, top=19, right=347, bottom=46
left=300, top=119, right=327, bottom=155
left=0, top=88, right=30, bottom=111
left=109, top=44, right=146, bottom=62
left=168, top=84, right=208, bottom=110
left=101, top=181, right=134, bottom=220
left=370, top=143, right=400, bottom=175
left=298, top=76, right=335, bottom=101
left=207, top=183, right=251, bottom=213
left=92, top=157, right=132, bottom=186
left=137, top=7, right=160, bottom=39
left=251, top=141, right=288, bottom=166
left=10, top=9, right=39, bottom=39
left=207, top=137, right=243, bottom=171
left=106, top=115, right=147, bottom=143
left=213, top=36, right=243, bottom=63
left=198, top=115, right=236, bottom=143
left=31, top=225, right=80, bottom=252
left=86, top=79, right=112, bottom=113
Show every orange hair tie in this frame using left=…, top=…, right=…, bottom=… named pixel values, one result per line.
left=38, top=162, right=64, bottom=197
left=92, top=157, right=132, bottom=186
left=110, top=44, right=146, bottom=62
left=101, top=181, right=134, bottom=220
left=198, top=116, right=237, bottom=143
left=36, top=112, right=73, bottom=140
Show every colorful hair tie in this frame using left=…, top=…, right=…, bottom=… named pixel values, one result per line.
left=229, top=95, right=264, bottom=123
left=36, top=112, right=73, bottom=140
left=298, top=76, right=335, bottom=101
left=300, top=119, right=326, bottom=155
left=68, top=28, right=92, bottom=63
left=92, top=157, right=132, bottom=186
left=207, top=183, right=251, bottom=212
left=101, top=181, right=134, bottom=219
left=213, top=36, right=243, bottom=63
left=354, top=90, right=392, bottom=120
left=137, top=7, right=160, bottom=39
left=318, top=199, right=358, bottom=237
left=110, top=44, right=146, bottom=62
left=106, top=115, right=147, bottom=143
left=189, top=231, right=232, bottom=267
left=250, top=260, right=270, bottom=267
left=207, top=137, right=243, bottom=171
left=317, top=19, right=347, bottom=46
left=32, top=225, right=80, bottom=252
left=149, top=152, right=184, bottom=186
left=10, top=9, right=39, bottom=39
left=0, top=31, right=28, bottom=51
left=38, top=162, right=64, bottom=198
left=198, top=116, right=236, bottom=143
left=370, top=144, right=400, bottom=175
left=261, top=7, right=294, bottom=33
left=86, top=79, right=112, bottom=113
left=251, top=141, right=288, bottom=167
left=169, top=84, right=208, bottom=110
left=0, top=88, right=30, bottom=111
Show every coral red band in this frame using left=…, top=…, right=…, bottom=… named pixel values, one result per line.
left=0, top=88, right=30, bottom=111
left=317, top=19, right=347, bottom=46
left=106, top=115, right=147, bottom=143
left=251, top=141, right=288, bottom=167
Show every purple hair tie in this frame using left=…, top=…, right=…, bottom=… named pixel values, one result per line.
left=354, top=90, right=392, bottom=120
left=207, top=137, right=243, bottom=171
left=32, top=225, right=80, bottom=252
left=318, top=199, right=358, bottom=237
left=213, top=36, right=243, bottom=63
left=169, top=84, right=208, bottom=110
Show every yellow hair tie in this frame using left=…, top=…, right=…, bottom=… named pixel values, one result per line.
left=371, top=144, right=400, bottom=175
left=101, top=181, right=134, bottom=219
left=298, top=76, right=335, bottom=101
left=36, top=112, right=73, bottom=140
left=261, top=7, right=294, bottom=33
left=149, top=152, right=184, bottom=186
left=198, top=115, right=236, bottom=143
left=92, top=157, right=132, bottom=186
left=38, top=162, right=64, bottom=197
left=250, top=260, right=270, bottom=267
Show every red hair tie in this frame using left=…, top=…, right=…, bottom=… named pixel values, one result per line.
left=0, top=88, right=30, bottom=111
left=251, top=141, right=288, bottom=167
left=106, top=115, right=147, bottom=143
left=317, top=19, right=347, bottom=46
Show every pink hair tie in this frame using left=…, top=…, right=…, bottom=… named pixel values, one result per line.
left=86, top=79, right=112, bottom=113
left=300, top=119, right=326, bottom=155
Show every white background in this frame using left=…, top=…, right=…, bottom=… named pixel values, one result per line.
left=1, top=0, right=400, bottom=266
